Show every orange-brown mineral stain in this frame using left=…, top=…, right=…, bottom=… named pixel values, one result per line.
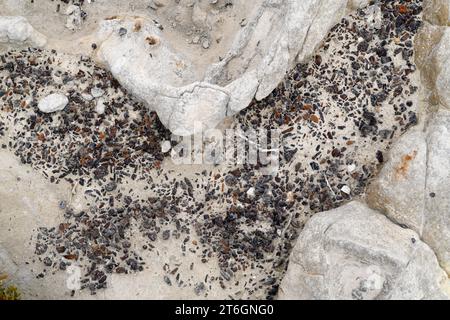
left=395, top=150, right=417, bottom=179
left=397, top=5, right=408, bottom=14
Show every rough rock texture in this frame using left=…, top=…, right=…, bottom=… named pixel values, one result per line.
left=368, top=111, right=450, bottom=275
left=0, top=16, right=47, bottom=47
left=278, top=201, right=449, bottom=300
left=37, top=93, right=69, bottom=113
left=433, top=28, right=450, bottom=108
left=423, top=111, right=450, bottom=274
left=367, top=130, right=427, bottom=233
left=423, top=0, right=450, bottom=25
left=347, top=0, right=371, bottom=10
left=94, top=0, right=348, bottom=135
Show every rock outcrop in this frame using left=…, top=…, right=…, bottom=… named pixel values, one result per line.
left=0, top=16, right=47, bottom=47
left=38, top=93, right=69, bottom=114
left=278, top=202, right=449, bottom=300
left=433, top=28, right=450, bottom=109
left=368, top=0, right=450, bottom=274
left=367, top=111, right=450, bottom=274
left=94, top=0, right=349, bottom=135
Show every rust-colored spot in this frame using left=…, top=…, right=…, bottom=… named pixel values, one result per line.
left=395, top=150, right=417, bottom=179
left=37, top=132, right=46, bottom=142
left=346, top=140, right=355, bottom=146
left=220, top=239, right=230, bottom=254
left=310, top=114, right=320, bottom=123
left=91, top=244, right=108, bottom=257
left=232, top=192, right=238, bottom=204
left=105, top=16, right=119, bottom=21
left=274, top=110, right=281, bottom=119
left=28, top=56, right=37, bottom=65
left=284, top=115, right=291, bottom=125
left=99, top=131, right=106, bottom=141
left=303, top=104, right=313, bottom=111
left=79, top=155, right=92, bottom=167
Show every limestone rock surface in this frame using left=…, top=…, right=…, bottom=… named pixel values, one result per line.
left=278, top=202, right=449, bottom=300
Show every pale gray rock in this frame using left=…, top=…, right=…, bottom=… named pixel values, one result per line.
left=0, top=16, right=47, bottom=47
left=278, top=202, right=449, bottom=300
left=94, top=0, right=349, bottom=135
left=38, top=93, right=69, bottom=113
left=165, top=83, right=230, bottom=136
left=433, top=28, right=450, bottom=109
left=367, top=130, right=427, bottom=234
left=206, top=0, right=348, bottom=100
left=368, top=111, right=450, bottom=275
left=424, top=111, right=450, bottom=274
left=0, top=245, right=37, bottom=298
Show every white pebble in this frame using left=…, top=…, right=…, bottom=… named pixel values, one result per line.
left=348, top=164, right=356, bottom=173
left=247, top=187, right=255, bottom=199
left=38, top=93, right=68, bottom=113
left=341, top=185, right=351, bottom=195
left=161, top=140, right=172, bottom=153
left=202, top=39, right=210, bottom=49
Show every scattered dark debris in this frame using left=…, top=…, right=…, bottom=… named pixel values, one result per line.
left=0, top=0, right=424, bottom=299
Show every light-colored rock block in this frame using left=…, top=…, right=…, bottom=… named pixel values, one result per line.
left=367, top=130, right=427, bottom=234
left=368, top=111, right=450, bottom=275
left=278, top=202, right=449, bottom=300
left=94, top=0, right=348, bottom=135
left=0, top=16, right=47, bottom=47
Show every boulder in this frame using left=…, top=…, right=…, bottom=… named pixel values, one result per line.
left=367, top=130, right=427, bottom=234
left=278, top=202, right=449, bottom=300
left=0, top=16, right=47, bottom=47
left=424, top=111, right=450, bottom=274
left=94, top=0, right=349, bottom=135
left=368, top=110, right=450, bottom=275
